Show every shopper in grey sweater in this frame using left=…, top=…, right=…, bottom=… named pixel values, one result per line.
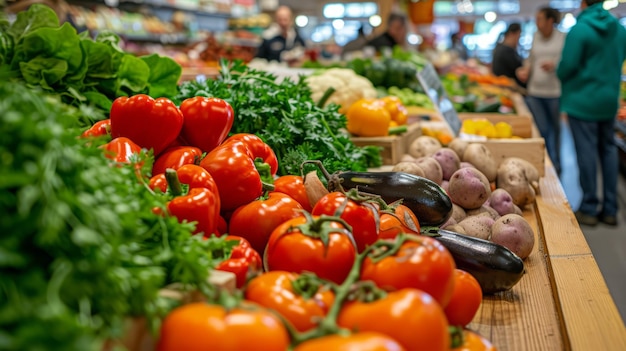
left=517, top=7, right=565, bottom=175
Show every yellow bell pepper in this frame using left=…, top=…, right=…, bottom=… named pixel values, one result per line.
left=380, top=96, right=409, bottom=125
left=346, top=99, right=391, bottom=137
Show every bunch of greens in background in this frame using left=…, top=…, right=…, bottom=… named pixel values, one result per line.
left=0, top=5, right=181, bottom=122
left=0, top=81, right=233, bottom=351
left=177, top=60, right=382, bottom=176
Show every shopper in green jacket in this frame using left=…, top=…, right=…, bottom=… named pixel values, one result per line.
left=557, top=0, right=626, bottom=226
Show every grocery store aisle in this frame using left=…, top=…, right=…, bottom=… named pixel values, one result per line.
left=559, top=119, right=626, bottom=323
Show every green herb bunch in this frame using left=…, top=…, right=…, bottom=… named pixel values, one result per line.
left=0, top=81, right=232, bottom=350
left=177, top=60, right=382, bottom=176
left=0, top=5, right=181, bottom=123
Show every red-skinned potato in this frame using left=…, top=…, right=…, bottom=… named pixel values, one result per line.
left=489, top=188, right=517, bottom=216
left=432, top=148, right=461, bottom=181
left=491, top=214, right=535, bottom=259
left=447, top=167, right=491, bottom=210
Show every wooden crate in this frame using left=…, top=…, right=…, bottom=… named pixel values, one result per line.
left=458, top=112, right=546, bottom=176
left=350, top=122, right=422, bottom=165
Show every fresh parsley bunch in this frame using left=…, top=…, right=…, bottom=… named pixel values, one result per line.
left=177, top=60, right=382, bottom=176
left=0, top=82, right=229, bottom=350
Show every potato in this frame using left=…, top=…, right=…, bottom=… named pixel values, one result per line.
left=466, top=205, right=500, bottom=220
left=489, top=188, right=517, bottom=216
left=458, top=215, right=495, bottom=240
left=432, top=148, right=461, bottom=180
left=445, top=224, right=467, bottom=235
left=491, top=214, right=535, bottom=259
left=392, top=162, right=425, bottom=177
left=500, top=157, right=539, bottom=184
left=304, top=171, right=329, bottom=209
left=441, top=216, right=457, bottom=229
left=496, top=163, right=536, bottom=207
left=450, top=203, right=467, bottom=223
left=441, top=180, right=449, bottom=193
left=447, top=167, right=491, bottom=210
left=400, top=154, right=416, bottom=162
left=408, top=135, right=442, bottom=158
left=462, top=143, right=497, bottom=182
left=447, top=138, right=468, bottom=161
left=414, top=157, right=443, bottom=185
left=460, top=162, right=476, bottom=169
left=513, top=205, right=523, bottom=216
left=499, top=157, right=540, bottom=193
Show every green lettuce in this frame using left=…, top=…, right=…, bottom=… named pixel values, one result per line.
left=0, top=4, right=182, bottom=121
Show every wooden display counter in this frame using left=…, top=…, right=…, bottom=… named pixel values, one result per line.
left=468, top=158, right=626, bottom=350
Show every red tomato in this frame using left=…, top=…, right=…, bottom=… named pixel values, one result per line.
left=337, top=289, right=450, bottom=351
left=293, top=332, right=406, bottom=351
left=312, top=192, right=379, bottom=252
left=215, top=236, right=262, bottom=288
left=451, top=330, right=496, bottom=351
left=228, top=192, right=304, bottom=254
left=157, top=302, right=290, bottom=351
left=273, top=175, right=312, bottom=211
left=245, top=271, right=335, bottom=332
left=264, top=214, right=357, bottom=284
left=378, top=204, right=420, bottom=240
left=360, top=236, right=456, bottom=307
left=444, top=269, right=483, bottom=326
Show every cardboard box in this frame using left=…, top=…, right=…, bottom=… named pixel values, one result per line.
left=350, top=122, right=422, bottom=165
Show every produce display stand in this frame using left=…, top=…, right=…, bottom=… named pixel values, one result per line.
left=350, top=122, right=422, bottom=165
left=468, top=158, right=626, bottom=350
left=413, top=95, right=626, bottom=349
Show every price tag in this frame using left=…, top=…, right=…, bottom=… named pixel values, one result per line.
left=417, top=63, right=462, bottom=135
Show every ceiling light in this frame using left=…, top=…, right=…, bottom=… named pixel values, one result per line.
left=484, top=11, right=497, bottom=23
left=369, top=15, right=382, bottom=27
left=295, top=15, right=308, bottom=27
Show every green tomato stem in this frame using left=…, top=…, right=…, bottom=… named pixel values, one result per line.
left=165, top=168, right=183, bottom=196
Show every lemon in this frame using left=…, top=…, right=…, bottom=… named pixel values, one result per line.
left=494, top=122, right=513, bottom=138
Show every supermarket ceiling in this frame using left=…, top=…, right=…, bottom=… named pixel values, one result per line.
left=278, top=0, right=626, bottom=19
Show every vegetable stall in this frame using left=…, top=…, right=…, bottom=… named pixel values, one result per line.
left=2, top=5, right=626, bottom=351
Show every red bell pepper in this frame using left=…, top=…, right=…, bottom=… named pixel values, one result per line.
left=199, top=133, right=278, bottom=212
left=149, top=164, right=221, bottom=237
left=152, top=146, right=203, bottom=176
left=215, top=235, right=262, bottom=288
left=101, top=137, right=142, bottom=163
left=110, top=94, right=184, bottom=156
left=81, top=119, right=111, bottom=138
left=179, top=96, right=234, bottom=153
left=226, top=133, right=278, bottom=175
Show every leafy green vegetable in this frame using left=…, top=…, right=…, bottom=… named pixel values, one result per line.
left=177, top=60, right=382, bottom=175
left=0, top=81, right=233, bottom=351
left=0, top=4, right=182, bottom=124
left=6, top=2, right=58, bottom=42
left=142, top=53, right=183, bottom=98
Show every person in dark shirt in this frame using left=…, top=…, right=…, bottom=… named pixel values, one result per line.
left=255, top=6, right=306, bottom=62
left=342, top=25, right=368, bottom=56
left=366, top=13, right=407, bottom=53
left=491, top=23, right=526, bottom=88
